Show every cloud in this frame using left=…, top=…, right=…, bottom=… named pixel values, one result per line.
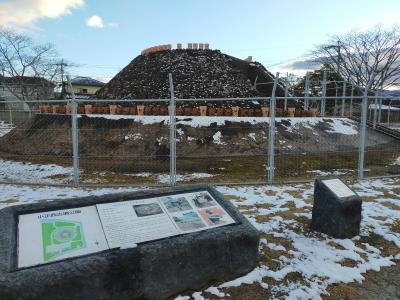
left=108, top=22, right=119, bottom=28
left=270, top=58, right=321, bottom=76
left=86, top=15, right=104, bottom=28
left=0, top=0, right=84, bottom=29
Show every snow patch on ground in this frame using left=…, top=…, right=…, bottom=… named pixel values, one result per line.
left=0, top=174, right=398, bottom=299
left=157, top=173, right=215, bottom=184
left=180, top=178, right=400, bottom=299
left=0, top=159, right=72, bottom=184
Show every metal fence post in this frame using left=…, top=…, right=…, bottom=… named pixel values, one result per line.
left=341, top=81, right=346, bottom=116
left=67, top=76, right=80, bottom=186
left=373, top=90, right=378, bottom=129
left=304, top=72, right=309, bottom=110
left=321, top=71, right=327, bottom=117
left=9, top=109, right=12, bottom=125
left=268, top=72, right=279, bottom=185
left=378, top=91, right=382, bottom=124
left=350, top=85, right=354, bottom=117
left=334, top=84, right=338, bottom=116
left=358, top=79, right=374, bottom=182
left=284, top=77, right=288, bottom=111
left=168, top=73, right=176, bottom=186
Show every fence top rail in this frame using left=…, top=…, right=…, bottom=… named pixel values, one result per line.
left=2, top=96, right=400, bottom=104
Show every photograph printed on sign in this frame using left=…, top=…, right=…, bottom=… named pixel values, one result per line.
left=133, top=202, right=164, bottom=217
left=162, top=196, right=193, bottom=213
left=171, top=210, right=207, bottom=232
left=198, top=207, right=233, bottom=226
left=191, top=192, right=217, bottom=208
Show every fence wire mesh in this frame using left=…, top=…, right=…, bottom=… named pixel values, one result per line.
left=0, top=87, right=399, bottom=187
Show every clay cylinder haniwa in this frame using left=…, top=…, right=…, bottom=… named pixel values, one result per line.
left=198, top=43, right=204, bottom=50
left=110, top=105, right=117, bottom=115
left=188, top=43, right=193, bottom=49
left=232, top=106, right=239, bottom=117
left=122, top=106, right=130, bottom=115
left=309, top=108, right=318, bottom=117
left=84, top=104, right=93, bottom=115
left=261, top=107, right=269, bottom=117
left=224, top=108, right=232, bottom=116
left=193, top=43, right=198, bottom=50
left=204, top=43, right=209, bottom=50
left=129, top=106, right=137, bottom=115
left=208, top=107, right=216, bottom=116
left=276, top=108, right=284, bottom=117
left=137, top=105, right=145, bottom=116
left=199, top=106, right=207, bottom=116
left=177, top=43, right=182, bottom=49
left=59, top=105, right=66, bottom=114
left=65, top=104, right=72, bottom=115
left=184, top=107, right=192, bottom=116
left=192, top=107, right=200, bottom=116
left=287, top=107, right=295, bottom=117
left=52, top=105, right=59, bottom=114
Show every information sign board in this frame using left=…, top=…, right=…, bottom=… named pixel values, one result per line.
left=17, top=191, right=235, bottom=268
left=322, top=178, right=356, bottom=198
left=18, top=206, right=109, bottom=268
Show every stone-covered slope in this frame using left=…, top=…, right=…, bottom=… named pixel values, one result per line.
left=95, top=49, right=271, bottom=100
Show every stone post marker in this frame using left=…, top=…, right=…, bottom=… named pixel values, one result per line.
left=0, top=185, right=259, bottom=300
left=312, top=178, right=362, bottom=238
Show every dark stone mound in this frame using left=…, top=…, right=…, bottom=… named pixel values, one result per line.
left=95, top=49, right=284, bottom=100
left=312, top=178, right=362, bottom=238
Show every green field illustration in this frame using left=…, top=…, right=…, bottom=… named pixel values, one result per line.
left=41, top=219, right=86, bottom=261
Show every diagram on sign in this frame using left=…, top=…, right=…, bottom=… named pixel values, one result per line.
left=41, top=219, right=86, bottom=261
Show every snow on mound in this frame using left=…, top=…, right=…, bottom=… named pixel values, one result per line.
left=84, top=115, right=359, bottom=135
left=0, top=121, right=14, bottom=137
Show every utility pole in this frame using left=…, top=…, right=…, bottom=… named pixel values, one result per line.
left=56, top=59, right=69, bottom=99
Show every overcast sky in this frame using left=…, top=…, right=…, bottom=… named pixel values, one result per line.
left=0, top=0, right=399, bottom=81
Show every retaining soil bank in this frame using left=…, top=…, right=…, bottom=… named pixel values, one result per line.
left=0, top=115, right=394, bottom=160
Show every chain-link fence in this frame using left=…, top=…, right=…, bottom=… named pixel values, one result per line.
left=0, top=81, right=399, bottom=186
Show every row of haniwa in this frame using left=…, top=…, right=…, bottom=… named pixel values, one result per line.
left=141, top=43, right=210, bottom=55
left=38, top=104, right=321, bottom=117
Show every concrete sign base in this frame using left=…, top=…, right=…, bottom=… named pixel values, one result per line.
left=0, top=185, right=259, bottom=300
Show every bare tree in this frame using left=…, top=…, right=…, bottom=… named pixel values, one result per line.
left=0, top=28, right=62, bottom=100
left=314, top=26, right=400, bottom=91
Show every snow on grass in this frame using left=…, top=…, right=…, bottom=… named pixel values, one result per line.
left=306, top=169, right=355, bottom=177
left=0, top=175, right=398, bottom=299
left=157, top=173, right=214, bottom=184
left=177, top=178, right=400, bottom=299
left=0, top=184, right=139, bottom=209
left=0, top=159, right=72, bottom=184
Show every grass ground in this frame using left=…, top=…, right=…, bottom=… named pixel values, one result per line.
left=172, top=178, right=400, bottom=299
left=0, top=178, right=398, bottom=299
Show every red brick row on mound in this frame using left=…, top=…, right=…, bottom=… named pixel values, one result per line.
left=39, top=105, right=327, bottom=117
